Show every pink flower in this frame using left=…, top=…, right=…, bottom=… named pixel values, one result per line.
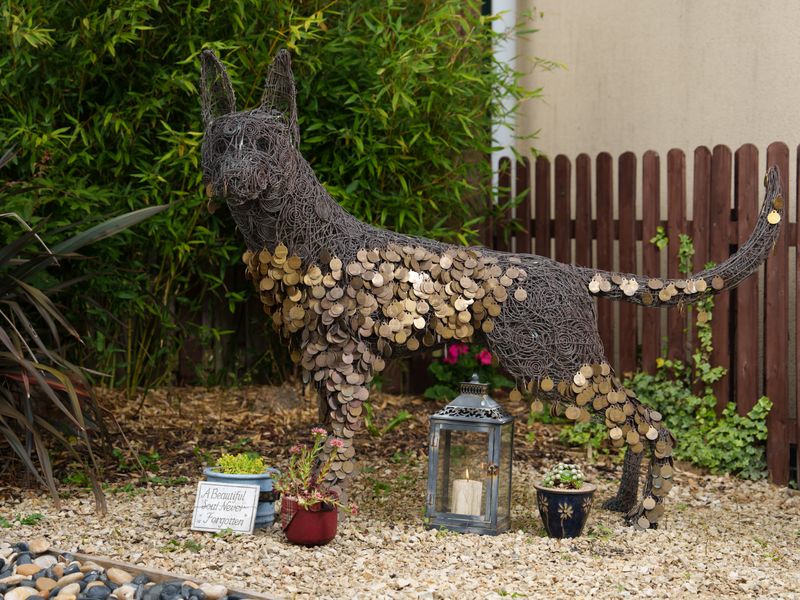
left=477, top=349, right=492, bottom=366
left=329, top=438, right=344, bottom=449
left=444, top=343, right=470, bottom=365
left=311, top=427, right=327, bottom=436
left=289, top=445, right=302, bottom=454
left=349, top=502, right=359, bottom=516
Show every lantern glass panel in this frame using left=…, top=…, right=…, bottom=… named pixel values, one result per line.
left=497, top=423, right=513, bottom=520
left=435, top=428, right=489, bottom=517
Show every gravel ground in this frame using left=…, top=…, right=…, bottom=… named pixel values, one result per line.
left=3, top=457, right=799, bottom=600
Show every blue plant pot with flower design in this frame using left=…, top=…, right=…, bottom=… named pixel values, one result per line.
left=534, top=482, right=596, bottom=538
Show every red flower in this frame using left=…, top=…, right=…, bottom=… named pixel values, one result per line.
left=476, top=349, right=492, bottom=366
left=444, top=343, right=470, bottom=364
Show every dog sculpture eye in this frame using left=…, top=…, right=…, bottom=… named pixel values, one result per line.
left=222, top=119, right=240, bottom=136
left=255, top=138, right=270, bottom=154
left=213, top=138, right=229, bottom=155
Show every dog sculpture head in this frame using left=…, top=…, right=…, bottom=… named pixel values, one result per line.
left=199, top=49, right=300, bottom=214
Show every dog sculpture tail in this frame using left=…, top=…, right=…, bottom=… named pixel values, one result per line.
left=575, top=166, right=784, bottom=307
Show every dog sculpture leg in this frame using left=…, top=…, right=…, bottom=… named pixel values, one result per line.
left=602, top=446, right=643, bottom=513
left=627, top=427, right=675, bottom=529
left=528, top=362, right=675, bottom=528
left=598, top=379, right=675, bottom=529
left=309, top=337, right=374, bottom=494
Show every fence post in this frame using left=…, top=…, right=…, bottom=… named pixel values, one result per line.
left=596, top=153, right=614, bottom=361
left=554, top=156, right=572, bottom=263
left=515, top=157, right=532, bottom=253
left=574, top=154, right=592, bottom=267
left=641, top=151, right=661, bottom=372
left=733, top=144, right=760, bottom=415
left=534, top=157, right=551, bottom=257
left=710, top=145, right=733, bottom=406
left=692, top=147, right=712, bottom=297
left=691, top=147, right=712, bottom=382
left=667, top=149, right=687, bottom=363
left=796, top=145, right=800, bottom=484
left=785, top=146, right=800, bottom=486
left=765, top=142, right=790, bottom=485
left=618, top=152, right=637, bottom=376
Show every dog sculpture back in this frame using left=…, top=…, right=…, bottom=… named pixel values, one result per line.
left=200, top=49, right=784, bottom=528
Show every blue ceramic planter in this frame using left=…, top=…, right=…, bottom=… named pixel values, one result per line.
left=203, top=467, right=278, bottom=529
left=534, top=482, right=596, bottom=538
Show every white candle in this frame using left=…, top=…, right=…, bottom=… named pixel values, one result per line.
left=451, top=478, right=483, bottom=515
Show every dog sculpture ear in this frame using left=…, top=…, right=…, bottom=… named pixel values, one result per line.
left=199, top=49, right=236, bottom=127
left=260, top=49, right=300, bottom=148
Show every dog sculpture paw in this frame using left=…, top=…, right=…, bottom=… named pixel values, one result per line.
left=602, top=495, right=637, bottom=514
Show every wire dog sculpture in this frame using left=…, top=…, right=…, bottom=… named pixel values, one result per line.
left=199, top=49, right=784, bottom=528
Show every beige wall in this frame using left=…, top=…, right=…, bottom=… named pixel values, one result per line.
left=518, top=0, right=800, bottom=162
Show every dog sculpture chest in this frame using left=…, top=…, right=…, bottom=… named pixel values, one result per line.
left=200, top=49, right=784, bottom=528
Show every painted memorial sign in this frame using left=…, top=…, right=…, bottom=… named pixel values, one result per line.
left=191, top=481, right=260, bottom=534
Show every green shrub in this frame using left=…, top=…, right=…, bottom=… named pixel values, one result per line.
left=216, top=452, right=265, bottom=475
left=1, top=0, right=548, bottom=390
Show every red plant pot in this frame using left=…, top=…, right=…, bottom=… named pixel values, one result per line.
left=281, top=496, right=338, bottom=546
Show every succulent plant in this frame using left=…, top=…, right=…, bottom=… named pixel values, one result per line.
left=541, top=463, right=586, bottom=490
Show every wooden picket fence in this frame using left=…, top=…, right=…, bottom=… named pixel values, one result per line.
left=483, top=143, right=798, bottom=486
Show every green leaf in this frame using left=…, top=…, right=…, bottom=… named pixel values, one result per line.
left=52, top=204, right=171, bottom=255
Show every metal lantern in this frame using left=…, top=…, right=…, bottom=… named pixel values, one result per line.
left=425, top=374, right=514, bottom=535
